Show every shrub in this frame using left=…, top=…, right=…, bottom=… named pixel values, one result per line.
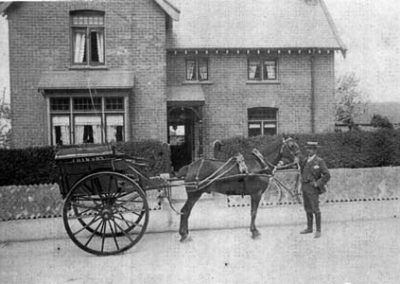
left=214, top=130, right=400, bottom=169
left=0, top=140, right=170, bottom=186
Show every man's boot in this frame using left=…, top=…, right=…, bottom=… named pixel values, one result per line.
left=314, top=212, right=321, bottom=238
left=300, top=213, right=313, bottom=234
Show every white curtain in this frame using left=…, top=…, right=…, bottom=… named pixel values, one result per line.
left=106, top=115, right=123, bottom=143
left=186, top=61, right=195, bottom=80
left=52, top=116, right=70, bottom=145
left=74, top=116, right=102, bottom=144
left=199, top=62, right=207, bottom=80
left=264, top=61, right=276, bottom=79
left=74, top=31, right=86, bottom=63
left=96, top=31, right=104, bottom=63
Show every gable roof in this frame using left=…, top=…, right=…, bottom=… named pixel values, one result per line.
left=167, top=0, right=346, bottom=51
left=0, top=0, right=180, bottom=20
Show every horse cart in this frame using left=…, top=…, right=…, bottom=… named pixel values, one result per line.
left=55, top=145, right=175, bottom=256
left=55, top=140, right=303, bottom=256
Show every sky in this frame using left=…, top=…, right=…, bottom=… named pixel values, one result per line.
left=0, top=0, right=400, bottom=103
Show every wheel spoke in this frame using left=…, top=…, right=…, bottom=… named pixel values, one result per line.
left=112, top=219, right=135, bottom=243
left=100, top=221, right=106, bottom=253
left=84, top=220, right=103, bottom=247
left=114, top=214, right=143, bottom=228
left=116, top=206, right=145, bottom=215
left=107, top=220, right=120, bottom=250
left=72, top=215, right=102, bottom=236
left=71, top=202, right=100, bottom=211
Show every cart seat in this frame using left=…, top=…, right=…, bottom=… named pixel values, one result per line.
left=55, top=145, right=115, bottom=160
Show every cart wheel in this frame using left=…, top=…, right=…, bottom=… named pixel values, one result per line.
left=263, top=179, right=282, bottom=206
left=63, top=171, right=149, bottom=256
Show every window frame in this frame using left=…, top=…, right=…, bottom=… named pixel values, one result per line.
left=247, top=57, right=278, bottom=81
left=185, top=57, right=209, bottom=82
left=70, top=10, right=105, bottom=66
left=49, top=96, right=126, bottom=145
left=247, top=107, right=278, bottom=137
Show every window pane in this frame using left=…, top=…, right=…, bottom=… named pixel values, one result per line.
left=263, top=123, right=277, bottom=135
left=73, top=29, right=87, bottom=64
left=52, top=116, right=70, bottom=145
left=248, top=107, right=277, bottom=120
left=73, top=97, right=102, bottom=111
left=198, top=58, right=208, bottom=81
left=106, top=115, right=124, bottom=143
left=263, top=60, right=277, bottom=80
left=186, top=60, right=196, bottom=80
left=74, top=116, right=102, bottom=144
left=248, top=122, right=262, bottom=137
left=50, top=98, right=70, bottom=111
left=248, top=60, right=261, bottom=80
left=169, top=125, right=185, bottom=145
left=105, top=97, right=124, bottom=110
left=90, top=29, right=104, bottom=63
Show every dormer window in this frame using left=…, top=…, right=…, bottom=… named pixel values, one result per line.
left=71, top=11, right=105, bottom=66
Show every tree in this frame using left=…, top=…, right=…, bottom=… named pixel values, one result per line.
left=0, top=88, right=11, bottom=148
left=335, top=73, right=368, bottom=130
left=370, top=114, right=393, bottom=129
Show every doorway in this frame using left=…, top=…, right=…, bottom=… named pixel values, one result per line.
left=167, top=107, right=197, bottom=172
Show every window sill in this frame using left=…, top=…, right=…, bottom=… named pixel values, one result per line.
left=69, top=65, right=109, bottom=70
left=182, top=80, right=214, bottom=85
left=246, top=80, right=280, bottom=85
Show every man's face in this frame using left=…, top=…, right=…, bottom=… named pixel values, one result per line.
left=306, top=147, right=316, bottom=157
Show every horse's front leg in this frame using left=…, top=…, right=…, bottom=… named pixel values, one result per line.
left=250, top=191, right=263, bottom=239
left=179, top=190, right=202, bottom=242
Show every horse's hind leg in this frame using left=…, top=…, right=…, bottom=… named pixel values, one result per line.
left=179, top=190, right=203, bottom=242
left=250, top=192, right=263, bottom=239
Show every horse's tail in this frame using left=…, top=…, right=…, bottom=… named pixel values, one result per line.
left=176, top=165, right=189, bottom=178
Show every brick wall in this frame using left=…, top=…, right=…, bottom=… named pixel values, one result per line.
left=7, top=0, right=168, bottom=148
left=167, top=51, right=335, bottom=156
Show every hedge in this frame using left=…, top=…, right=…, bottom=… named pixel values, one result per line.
left=214, top=129, right=400, bottom=169
left=0, top=140, right=170, bottom=186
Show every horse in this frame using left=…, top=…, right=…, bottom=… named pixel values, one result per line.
left=177, top=137, right=300, bottom=241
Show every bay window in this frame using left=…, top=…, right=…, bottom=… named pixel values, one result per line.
left=49, top=96, right=125, bottom=145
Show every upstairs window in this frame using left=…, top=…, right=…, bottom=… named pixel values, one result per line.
left=186, top=58, right=209, bottom=81
left=71, top=11, right=105, bottom=65
left=248, top=107, right=278, bottom=136
left=248, top=58, right=277, bottom=81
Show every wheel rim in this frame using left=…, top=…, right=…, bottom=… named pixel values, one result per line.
left=63, top=171, right=149, bottom=256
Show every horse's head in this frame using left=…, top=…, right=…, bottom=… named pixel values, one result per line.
left=279, top=136, right=300, bottom=164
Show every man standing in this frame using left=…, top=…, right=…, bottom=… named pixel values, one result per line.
left=299, top=141, right=330, bottom=238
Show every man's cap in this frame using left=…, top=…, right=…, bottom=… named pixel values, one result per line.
left=305, top=141, right=319, bottom=148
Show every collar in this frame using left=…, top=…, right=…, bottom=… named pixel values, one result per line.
left=307, top=154, right=316, bottom=163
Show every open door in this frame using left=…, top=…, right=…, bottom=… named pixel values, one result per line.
left=167, top=107, right=197, bottom=172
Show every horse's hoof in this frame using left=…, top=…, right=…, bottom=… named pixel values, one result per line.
left=251, top=231, right=261, bottom=239
left=180, top=234, right=192, bottom=243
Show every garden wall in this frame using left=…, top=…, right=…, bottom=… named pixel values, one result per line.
left=1, top=166, right=399, bottom=221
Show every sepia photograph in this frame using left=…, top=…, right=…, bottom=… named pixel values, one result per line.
left=0, top=0, right=399, bottom=283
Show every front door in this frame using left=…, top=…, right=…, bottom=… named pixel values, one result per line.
left=167, top=108, right=196, bottom=172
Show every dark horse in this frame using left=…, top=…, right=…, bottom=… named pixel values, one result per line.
left=178, top=137, right=300, bottom=241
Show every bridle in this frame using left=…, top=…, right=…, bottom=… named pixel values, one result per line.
left=280, top=137, right=299, bottom=161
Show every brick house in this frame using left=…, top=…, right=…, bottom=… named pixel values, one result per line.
left=1, top=0, right=345, bottom=170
